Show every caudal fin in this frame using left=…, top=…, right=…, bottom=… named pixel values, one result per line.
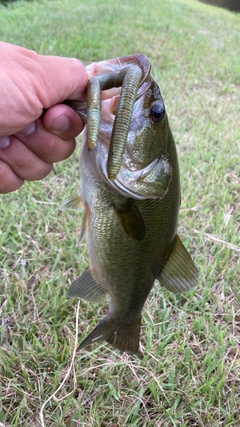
left=77, top=314, right=141, bottom=355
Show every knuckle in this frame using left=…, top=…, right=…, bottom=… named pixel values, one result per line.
left=27, top=160, right=53, bottom=181
left=0, top=161, right=23, bottom=193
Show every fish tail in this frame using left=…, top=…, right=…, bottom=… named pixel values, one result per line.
left=77, top=314, right=141, bottom=355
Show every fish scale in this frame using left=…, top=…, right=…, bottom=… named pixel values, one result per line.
left=63, top=55, right=199, bottom=354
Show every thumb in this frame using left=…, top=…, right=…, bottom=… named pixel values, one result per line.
left=43, top=103, right=85, bottom=139
left=36, top=55, right=88, bottom=107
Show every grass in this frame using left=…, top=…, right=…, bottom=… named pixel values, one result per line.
left=0, top=0, right=239, bottom=426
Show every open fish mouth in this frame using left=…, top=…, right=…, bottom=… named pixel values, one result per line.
left=62, top=54, right=199, bottom=355
left=65, top=54, right=152, bottom=180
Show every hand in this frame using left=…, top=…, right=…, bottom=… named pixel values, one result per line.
left=0, top=42, right=88, bottom=193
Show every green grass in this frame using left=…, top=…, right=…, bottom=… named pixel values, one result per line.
left=0, top=0, right=239, bottom=426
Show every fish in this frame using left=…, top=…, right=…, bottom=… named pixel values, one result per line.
left=63, top=55, right=198, bottom=355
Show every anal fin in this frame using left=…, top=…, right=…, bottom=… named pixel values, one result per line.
left=157, top=235, right=199, bottom=293
left=67, top=267, right=107, bottom=303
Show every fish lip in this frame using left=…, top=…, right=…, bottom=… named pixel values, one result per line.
left=86, top=54, right=151, bottom=82
left=86, top=54, right=152, bottom=104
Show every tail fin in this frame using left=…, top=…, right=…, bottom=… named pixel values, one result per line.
left=77, top=314, right=141, bottom=355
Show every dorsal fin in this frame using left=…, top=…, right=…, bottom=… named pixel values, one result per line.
left=157, top=235, right=199, bottom=293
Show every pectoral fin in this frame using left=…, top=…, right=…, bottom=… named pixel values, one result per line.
left=67, top=267, right=107, bottom=303
left=60, top=194, right=83, bottom=210
left=157, top=235, right=199, bottom=293
left=113, top=200, right=146, bottom=240
left=77, top=206, right=89, bottom=244
left=60, top=195, right=88, bottom=244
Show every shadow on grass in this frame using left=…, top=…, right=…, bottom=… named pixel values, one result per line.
left=198, top=0, right=240, bottom=12
left=0, top=0, right=33, bottom=5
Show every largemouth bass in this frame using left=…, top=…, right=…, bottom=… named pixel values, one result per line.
left=64, top=55, right=198, bottom=354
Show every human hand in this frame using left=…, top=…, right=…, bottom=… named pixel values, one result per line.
left=0, top=42, right=88, bottom=193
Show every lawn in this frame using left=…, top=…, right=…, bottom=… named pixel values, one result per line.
left=0, top=0, right=239, bottom=426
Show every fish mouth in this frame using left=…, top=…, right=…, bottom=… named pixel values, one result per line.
left=86, top=55, right=152, bottom=180
left=68, top=55, right=152, bottom=180
left=86, top=54, right=151, bottom=102
left=73, top=55, right=172, bottom=200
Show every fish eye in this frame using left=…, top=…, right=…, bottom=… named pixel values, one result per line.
left=150, top=101, right=165, bottom=123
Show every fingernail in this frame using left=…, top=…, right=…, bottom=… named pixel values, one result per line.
left=0, top=136, right=10, bottom=148
left=19, top=122, right=36, bottom=135
left=50, top=115, right=70, bottom=132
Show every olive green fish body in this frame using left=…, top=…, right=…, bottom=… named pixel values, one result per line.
left=82, top=129, right=179, bottom=308
left=66, top=58, right=198, bottom=354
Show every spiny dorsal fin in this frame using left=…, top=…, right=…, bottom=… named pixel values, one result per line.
left=113, top=200, right=146, bottom=240
left=67, top=267, right=107, bottom=303
left=157, top=235, right=199, bottom=293
left=60, top=194, right=83, bottom=211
